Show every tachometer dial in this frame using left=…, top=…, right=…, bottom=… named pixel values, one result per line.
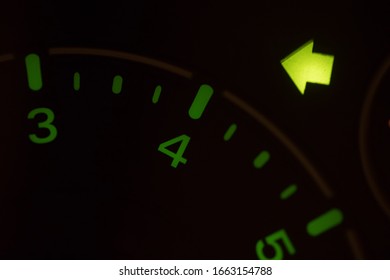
left=0, top=48, right=365, bottom=259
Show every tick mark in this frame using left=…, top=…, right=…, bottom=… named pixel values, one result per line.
left=25, top=53, right=43, bottom=91
left=112, top=75, right=123, bottom=94
left=73, top=72, right=80, bottom=91
left=152, top=85, right=162, bottom=104
left=224, top=123, right=237, bottom=141
left=253, top=150, right=270, bottom=169
left=306, top=208, right=343, bottom=237
left=188, top=84, right=214, bottom=120
left=280, top=184, right=298, bottom=200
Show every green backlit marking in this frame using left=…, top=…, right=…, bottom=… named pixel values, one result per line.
left=188, top=84, right=214, bottom=120
left=152, top=85, right=162, bottom=104
left=112, top=75, right=123, bottom=94
left=307, top=208, right=343, bottom=237
left=28, top=107, right=58, bottom=144
left=253, top=150, right=270, bottom=169
left=256, top=229, right=296, bottom=260
left=158, top=134, right=191, bottom=168
left=73, top=72, right=80, bottom=91
left=281, top=40, right=334, bottom=94
left=25, top=53, right=43, bottom=91
left=280, top=184, right=298, bottom=200
left=224, top=123, right=237, bottom=141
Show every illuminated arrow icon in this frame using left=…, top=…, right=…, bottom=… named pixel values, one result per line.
left=281, top=40, right=334, bottom=94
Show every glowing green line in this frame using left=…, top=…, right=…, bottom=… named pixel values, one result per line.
left=25, top=53, right=43, bottom=91
left=307, top=208, right=343, bottom=237
left=188, top=84, right=214, bottom=120
left=253, top=150, right=270, bottom=169
left=280, top=184, right=298, bottom=200
left=224, top=123, right=237, bottom=141
left=73, top=72, right=80, bottom=91
left=153, top=85, right=162, bottom=104
left=112, top=75, right=123, bottom=94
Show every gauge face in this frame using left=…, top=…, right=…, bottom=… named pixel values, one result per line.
left=0, top=49, right=358, bottom=259
left=360, top=56, right=390, bottom=218
left=0, top=0, right=389, bottom=261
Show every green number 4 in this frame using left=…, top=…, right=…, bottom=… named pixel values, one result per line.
left=158, top=134, right=191, bottom=168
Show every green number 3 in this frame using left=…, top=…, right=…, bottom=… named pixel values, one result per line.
left=28, top=107, right=58, bottom=144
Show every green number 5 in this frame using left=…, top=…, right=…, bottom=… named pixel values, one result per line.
left=28, top=107, right=58, bottom=144
left=255, top=229, right=296, bottom=260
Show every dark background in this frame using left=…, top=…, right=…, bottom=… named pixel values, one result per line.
left=0, top=0, right=389, bottom=259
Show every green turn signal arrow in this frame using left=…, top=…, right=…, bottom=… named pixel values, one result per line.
left=281, top=40, right=334, bottom=95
